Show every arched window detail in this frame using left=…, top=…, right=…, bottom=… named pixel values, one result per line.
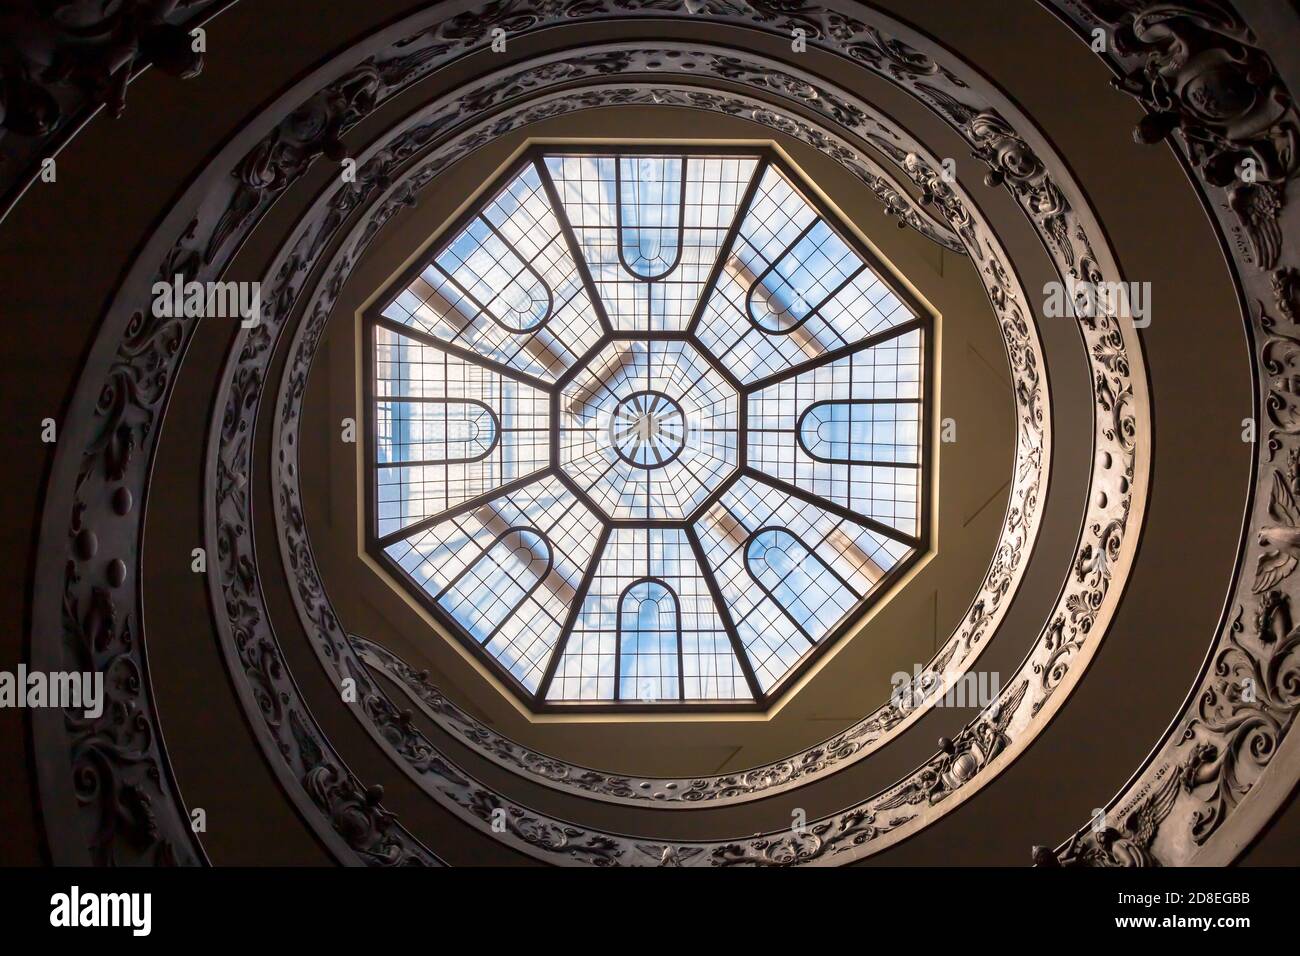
left=617, top=156, right=685, bottom=280
left=378, top=399, right=500, bottom=466
left=616, top=579, right=683, bottom=701
left=438, top=527, right=553, bottom=642
left=744, top=527, right=859, bottom=642
left=369, top=147, right=934, bottom=708
left=435, top=216, right=553, bottom=333
left=746, top=219, right=863, bottom=334
left=796, top=400, right=920, bottom=466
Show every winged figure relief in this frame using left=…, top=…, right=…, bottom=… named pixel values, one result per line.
left=1107, top=769, right=1182, bottom=867
left=1229, top=182, right=1283, bottom=272
left=636, top=843, right=703, bottom=867
left=1254, top=471, right=1300, bottom=592
left=875, top=681, right=1030, bottom=812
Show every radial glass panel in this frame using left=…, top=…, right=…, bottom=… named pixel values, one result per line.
left=368, top=147, right=931, bottom=708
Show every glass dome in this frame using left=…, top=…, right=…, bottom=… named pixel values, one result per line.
left=366, top=146, right=930, bottom=710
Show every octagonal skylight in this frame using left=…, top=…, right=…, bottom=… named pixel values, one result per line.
left=366, top=146, right=930, bottom=711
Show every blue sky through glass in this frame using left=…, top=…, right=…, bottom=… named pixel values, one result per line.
left=371, top=149, right=927, bottom=704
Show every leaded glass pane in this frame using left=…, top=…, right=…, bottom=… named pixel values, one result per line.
left=369, top=147, right=930, bottom=705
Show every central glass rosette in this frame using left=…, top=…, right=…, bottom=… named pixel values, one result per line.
left=610, top=392, right=687, bottom=467
left=560, top=339, right=739, bottom=520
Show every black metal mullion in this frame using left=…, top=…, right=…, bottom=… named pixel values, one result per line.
left=737, top=372, right=748, bottom=472
left=534, top=155, right=615, bottom=337
left=744, top=316, right=927, bottom=393
left=613, top=593, right=623, bottom=700
left=686, top=468, right=742, bottom=527
left=477, top=214, right=557, bottom=329
left=700, top=348, right=745, bottom=396
left=685, top=524, right=763, bottom=701
left=441, top=350, right=451, bottom=546
left=782, top=397, right=925, bottom=406
left=430, top=259, right=501, bottom=330
left=372, top=315, right=552, bottom=392
left=548, top=388, right=560, bottom=484
left=537, top=523, right=611, bottom=700
left=749, top=218, right=819, bottom=294
left=378, top=455, right=542, bottom=471
left=735, top=438, right=922, bottom=470
left=676, top=606, right=686, bottom=703
left=685, top=156, right=769, bottom=337
left=613, top=156, right=688, bottom=282
left=742, top=466, right=920, bottom=548
left=379, top=394, right=554, bottom=408
left=791, top=262, right=868, bottom=343
left=374, top=468, right=553, bottom=549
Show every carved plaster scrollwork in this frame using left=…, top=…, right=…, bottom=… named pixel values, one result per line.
left=1033, top=0, right=1300, bottom=867
left=31, top=230, right=207, bottom=866
left=266, top=49, right=1047, bottom=810
left=30, top=0, right=1150, bottom=866
left=1083, top=0, right=1296, bottom=270
left=27, top=10, right=453, bottom=867
left=217, top=65, right=1048, bottom=861
left=237, top=28, right=1142, bottom=862
left=227, top=10, right=1146, bottom=860
left=25, top=0, right=1296, bottom=869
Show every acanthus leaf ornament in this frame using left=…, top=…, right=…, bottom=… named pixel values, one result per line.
left=237, top=27, right=1140, bottom=862
left=1040, top=0, right=1300, bottom=867
left=33, top=2, right=1162, bottom=867
left=1079, top=0, right=1298, bottom=271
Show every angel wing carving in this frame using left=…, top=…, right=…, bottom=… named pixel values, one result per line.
left=636, top=843, right=703, bottom=867
left=1230, top=182, right=1282, bottom=271
left=1124, top=768, right=1181, bottom=852
left=1253, top=471, right=1300, bottom=592
left=990, top=679, right=1029, bottom=735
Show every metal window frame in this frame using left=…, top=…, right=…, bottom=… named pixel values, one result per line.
left=362, top=143, right=934, bottom=715
left=614, top=577, right=686, bottom=702
left=794, top=398, right=923, bottom=467
left=614, top=155, right=688, bottom=281
left=434, top=526, right=556, bottom=647
left=742, top=525, right=864, bottom=644
left=375, top=396, right=501, bottom=467
left=744, top=219, right=868, bottom=335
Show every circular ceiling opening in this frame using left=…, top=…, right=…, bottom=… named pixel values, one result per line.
left=609, top=390, right=688, bottom=469
left=561, top=340, right=738, bottom=519
left=364, top=144, right=932, bottom=712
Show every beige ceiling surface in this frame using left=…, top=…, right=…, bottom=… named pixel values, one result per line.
left=295, top=106, right=1019, bottom=775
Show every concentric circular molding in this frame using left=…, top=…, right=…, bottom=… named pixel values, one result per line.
left=27, top=1, right=1118, bottom=868
left=40, top=0, right=1252, bottom=866
left=230, top=31, right=1132, bottom=865
left=279, top=76, right=1046, bottom=808
left=228, top=50, right=1134, bottom=863
left=259, top=51, right=1049, bottom=807
left=242, top=80, right=1044, bottom=858
left=606, top=390, right=690, bottom=470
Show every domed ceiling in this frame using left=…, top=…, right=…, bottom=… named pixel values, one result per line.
left=367, top=148, right=929, bottom=708
left=9, top=0, right=1299, bottom=879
